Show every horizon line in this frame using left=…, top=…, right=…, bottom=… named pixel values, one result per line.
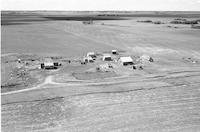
left=2, top=10, right=200, bottom=12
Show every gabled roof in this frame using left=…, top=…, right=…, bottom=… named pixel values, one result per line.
left=43, top=58, right=54, bottom=66
left=119, top=56, right=133, bottom=62
left=44, top=62, right=54, bottom=66
left=84, top=56, right=93, bottom=60
left=87, top=52, right=95, bottom=56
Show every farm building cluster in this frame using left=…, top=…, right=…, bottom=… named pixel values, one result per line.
left=36, top=49, right=155, bottom=71
left=12, top=49, right=155, bottom=73
left=7, top=47, right=200, bottom=89
left=80, top=50, right=154, bottom=71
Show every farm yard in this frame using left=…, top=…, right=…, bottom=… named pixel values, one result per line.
left=1, top=11, right=200, bottom=132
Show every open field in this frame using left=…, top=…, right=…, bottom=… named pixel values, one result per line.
left=1, top=11, right=200, bottom=132
left=2, top=11, right=200, bottom=56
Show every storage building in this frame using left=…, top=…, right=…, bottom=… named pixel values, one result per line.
left=119, top=56, right=134, bottom=66
left=102, top=54, right=112, bottom=61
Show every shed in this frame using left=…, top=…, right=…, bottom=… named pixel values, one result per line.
left=119, top=56, right=134, bottom=66
left=102, top=54, right=112, bottom=61
left=112, top=50, right=118, bottom=55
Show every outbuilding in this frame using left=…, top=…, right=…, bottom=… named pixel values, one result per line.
left=119, top=56, right=134, bottom=66
left=112, top=50, right=118, bottom=55
left=102, top=54, right=112, bottom=61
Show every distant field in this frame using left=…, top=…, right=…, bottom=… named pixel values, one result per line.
left=1, top=11, right=200, bottom=57
left=2, top=11, right=200, bottom=25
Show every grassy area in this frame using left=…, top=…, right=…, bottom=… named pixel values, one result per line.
left=72, top=71, right=117, bottom=80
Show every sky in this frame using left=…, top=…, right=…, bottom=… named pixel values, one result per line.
left=1, top=0, right=200, bottom=11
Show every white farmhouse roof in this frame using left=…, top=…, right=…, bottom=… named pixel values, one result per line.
left=119, top=56, right=133, bottom=62
left=44, top=62, right=54, bottom=66
left=84, top=56, right=93, bottom=60
left=44, top=58, right=54, bottom=66
left=103, top=54, right=112, bottom=61
left=87, top=52, right=95, bottom=56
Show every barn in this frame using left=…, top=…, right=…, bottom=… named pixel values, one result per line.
left=41, top=58, right=57, bottom=70
left=102, top=54, right=112, bottom=61
left=119, top=56, right=134, bottom=66
left=87, top=52, right=96, bottom=59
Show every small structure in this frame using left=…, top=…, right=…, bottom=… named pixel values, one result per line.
left=17, top=59, right=21, bottom=63
left=112, top=50, right=118, bottom=55
left=87, top=52, right=96, bottom=59
left=83, top=56, right=94, bottom=63
left=102, top=54, right=112, bottom=61
left=119, top=56, right=134, bottom=66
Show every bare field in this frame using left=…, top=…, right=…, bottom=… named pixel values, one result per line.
left=1, top=12, right=200, bottom=132
left=2, top=66, right=200, bottom=131
left=2, top=12, right=200, bottom=56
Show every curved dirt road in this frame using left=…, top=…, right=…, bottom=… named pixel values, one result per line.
left=2, top=69, right=200, bottom=132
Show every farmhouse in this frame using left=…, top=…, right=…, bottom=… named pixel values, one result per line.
left=102, top=54, right=112, bottom=61
left=41, top=58, right=57, bottom=70
left=87, top=52, right=96, bottom=59
left=119, top=56, right=134, bottom=66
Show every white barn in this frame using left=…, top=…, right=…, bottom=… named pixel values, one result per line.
left=41, top=58, right=55, bottom=69
left=119, top=56, right=134, bottom=66
left=102, top=54, right=112, bottom=61
left=87, top=52, right=96, bottom=59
